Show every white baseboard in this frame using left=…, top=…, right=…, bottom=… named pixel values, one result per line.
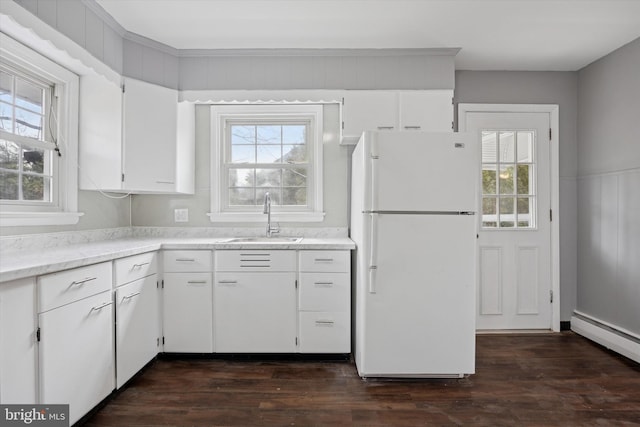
left=571, top=314, right=640, bottom=364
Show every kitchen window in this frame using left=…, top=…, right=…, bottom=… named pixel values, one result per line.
left=0, top=33, right=81, bottom=226
left=209, top=105, right=324, bottom=222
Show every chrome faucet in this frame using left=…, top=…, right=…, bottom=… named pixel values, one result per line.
left=263, top=192, right=280, bottom=237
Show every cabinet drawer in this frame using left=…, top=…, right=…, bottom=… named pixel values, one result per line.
left=163, top=250, right=212, bottom=272
left=299, top=251, right=349, bottom=272
left=298, top=311, right=350, bottom=353
left=215, top=250, right=296, bottom=272
left=299, top=273, right=350, bottom=312
left=38, top=262, right=112, bottom=313
left=114, top=252, right=157, bottom=286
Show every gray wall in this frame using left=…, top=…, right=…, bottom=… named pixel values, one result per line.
left=454, top=70, right=579, bottom=322
left=576, top=37, right=640, bottom=335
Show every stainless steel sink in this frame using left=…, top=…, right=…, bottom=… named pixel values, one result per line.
left=223, top=237, right=303, bottom=243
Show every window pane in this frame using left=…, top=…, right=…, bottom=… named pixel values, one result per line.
left=0, top=102, right=13, bottom=131
left=1, top=140, right=19, bottom=169
left=283, top=125, right=305, bottom=144
left=283, top=187, right=306, bottom=205
left=15, top=107, right=43, bottom=139
left=282, top=144, right=306, bottom=163
left=517, top=164, right=533, bottom=195
left=256, top=144, right=282, bottom=163
left=23, top=174, right=49, bottom=201
left=498, top=165, right=515, bottom=194
left=482, top=165, right=497, bottom=195
left=517, top=132, right=534, bottom=163
left=481, top=131, right=497, bottom=163
left=499, top=197, right=515, bottom=227
left=23, top=149, right=45, bottom=173
left=482, top=197, right=497, bottom=227
left=16, top=78, right=43, bottom=114
left=256, top=125, right=281, bottom=144
left=230, top=144, right=255, bottom=163
left=499, top=132, right=515, bottom=162
left=229, top=188, right=255, bottom=206
left=0, top=170, right=19, bottom=200
left=231, top=125, right=255, bottom=144
left=517, top=197, right=534, bottom=228
left=229, top=168, right=254, bottom=187
left=283, top=168, right=307, bottom=186
left=255, top=168, right=281, bottom=187
left=0, top=71, right=11, bottom=103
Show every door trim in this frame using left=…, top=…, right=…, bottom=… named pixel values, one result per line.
left=458, top=103, right=560, bottom=332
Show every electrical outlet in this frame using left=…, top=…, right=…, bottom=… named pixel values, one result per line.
left=174, top=208, right=189, bottom=223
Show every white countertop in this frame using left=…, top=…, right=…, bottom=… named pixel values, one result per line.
left=0, top=237, right=355, bottom=283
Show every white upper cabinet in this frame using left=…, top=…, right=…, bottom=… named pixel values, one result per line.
left=122, top=78, right=194, bottom=194
left=340, top=90, right=454, bottom=144
left=79, top=75, right=194, bottom=194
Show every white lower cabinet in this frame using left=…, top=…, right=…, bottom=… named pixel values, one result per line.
left=0, top=278, right=37, bottom=404
left=298, top=251, right=351, bottom=353
left=38, top=290, right=114, bottom=425
left=163, top=272, right=213, bottom=352
left=215, top=272, right=297, bottom=352
left=115, top=275, right=159, bottom=388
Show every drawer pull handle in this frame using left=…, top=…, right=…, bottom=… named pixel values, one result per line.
left=314, top=282, right=334, bottom=287
left=315, top=320, right=335, bottom=326
left=377, top=126, right=394, bottom=130
left=156, top=180, right=175, bottom=184
left=314, top=258, right=334, bottom=262
left=240, top=253, right=270, bottom=256
left=187, top=280, right=207, bottom=284
left=69, top=277, right=97, bottom=288
left=122, top=291, right=141, bottom=301
left=176, top=258, right=196, bottom=262
left=218, top=280, right=238, bottom=286
left=132, top=262, right=150, bottom=269
left=90, top=302, right=112, bottom=312
left=403, top=125, right=421, bottom=130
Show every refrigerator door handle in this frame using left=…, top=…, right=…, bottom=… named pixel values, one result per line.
left=369, top=139, right=379, bottom=212
left=369, top=213, right=379, bottom=294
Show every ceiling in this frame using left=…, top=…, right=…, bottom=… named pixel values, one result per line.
left=95, top=0, right=640, bottom=71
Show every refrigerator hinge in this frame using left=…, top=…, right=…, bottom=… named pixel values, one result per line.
left=550, top=290, right=554, bottom=303
left=36, top=327, right=41, bottom=342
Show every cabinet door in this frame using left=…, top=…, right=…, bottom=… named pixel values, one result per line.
left=215, top=272, right=297, bottom=353
left=342, top=91, right=398, bottom=143
left=163, top=273, right=213, bottom=353
left=399, top=90, right=453, bottom=132
left=78, top=74, right=123, bottom=191
left=0, top=278, right=37, bottom=404
left=115, top=275, right=159, bottom=388
left=39, top=291, right=114, bottom=425
left=122, top=78, right=178, bottom=192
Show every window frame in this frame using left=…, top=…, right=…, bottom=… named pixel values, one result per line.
left=209, top=104, right=324, bottom=223
left=0, top=33, right=81, bottom=226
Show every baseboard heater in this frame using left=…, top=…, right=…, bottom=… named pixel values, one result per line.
left=571, top=311, right=640, bottom=364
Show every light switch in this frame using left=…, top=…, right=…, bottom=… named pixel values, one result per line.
left=174, top=208, right=189, bottom=222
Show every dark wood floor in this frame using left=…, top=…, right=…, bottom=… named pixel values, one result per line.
left=84, top=333, right=640, bottom=426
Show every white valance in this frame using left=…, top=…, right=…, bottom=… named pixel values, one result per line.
left=180, top=89, right=344, bottom=104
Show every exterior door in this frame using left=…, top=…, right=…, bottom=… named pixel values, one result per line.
left=462, top=111, right=553, bottom=330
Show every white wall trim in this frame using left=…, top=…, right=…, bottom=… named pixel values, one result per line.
left=572, top=312, right=640, bottom=363
left=458, top=103, right=561, bottom=332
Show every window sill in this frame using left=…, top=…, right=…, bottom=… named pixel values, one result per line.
left=207, top=211, right=325, bottom=223
left=0, top=211, right=84, bottom=227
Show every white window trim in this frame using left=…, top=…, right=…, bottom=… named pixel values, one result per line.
left=0, top=33, right=82, bottom=226
left=208, top=104, right=324, bottom=223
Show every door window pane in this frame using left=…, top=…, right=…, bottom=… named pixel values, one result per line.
left=480, top=130, right=536, bottom=229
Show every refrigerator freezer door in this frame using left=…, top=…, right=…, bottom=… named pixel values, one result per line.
left=356, top=213, right=476, bottom=377
left=362, top=131, right=478, bottom=212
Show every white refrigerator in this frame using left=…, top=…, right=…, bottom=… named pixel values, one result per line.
left=351, top=130, right=478, bottom=378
